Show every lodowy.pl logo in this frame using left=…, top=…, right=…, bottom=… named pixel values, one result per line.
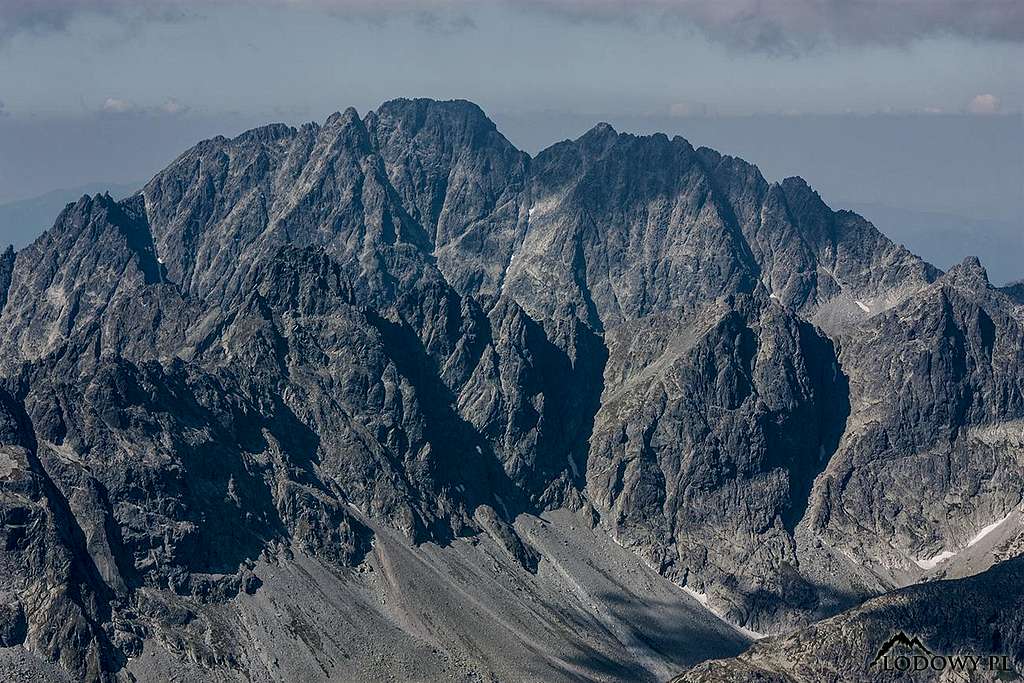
left=868, top=631, right=1015, bottom=677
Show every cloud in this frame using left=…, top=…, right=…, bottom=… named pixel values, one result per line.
left=98, top=96, right=189, bottom=117
left=0, top=0, right=470, bottom=42
left=101, top=97, right=138, bottom=114
left=0, top=100, right=8, bottom=117
left=520, top=0, right=1024, bottom=54
left=967, top=93, right=1001, bottom=114
left=0, top=0, right=186, bottom=41
left=160, top=98, right=189, bottom=115
left=669, top=101, right=710, bottom=117
left=1, top=1, right=1022, bottom=53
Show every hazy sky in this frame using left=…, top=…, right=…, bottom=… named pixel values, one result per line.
left=0, top=1, right=1021, bottom=280
left=1, top=1, right=1022, bottom=120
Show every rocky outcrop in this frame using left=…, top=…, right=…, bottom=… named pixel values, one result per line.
left=795, top=258, right=1024, bottom=595
left=0, top=194, right=166, bottom=372
left=0, top=99, right=1020, bottom=681
left=0, top=245, right=14, bottom=313
left=588, top=292, right=851, bottom=633
left=672, top=555, right=1024, bottom=682
left=1002, top=279, right=1024, bottom=305
left=367, top=98, right=530, bottom=299
left=0, top=387, right=124, bottom=680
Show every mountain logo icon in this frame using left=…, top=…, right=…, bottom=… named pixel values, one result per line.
left=869, top=631, right=934, bottom=667
left=866, top=631, right=1013, bottom=677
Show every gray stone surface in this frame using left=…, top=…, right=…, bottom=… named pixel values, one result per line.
left=671, top=555, right=1024, bottom=682
left=0, top=98, right=1020, bottom=681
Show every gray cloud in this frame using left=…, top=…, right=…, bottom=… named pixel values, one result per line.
left=1, top=0, right=1022, bottom=53
left=0, top=1, right=470, bottom=42
left=967, top=93, right=1002, bottom=114
left=95, top=96, right=191, bottom=118
left=100, top=97, right=138, bottom=114
left=0, top=0, right=187, bottom=41
left=519, top=0, right=1024, bottom=53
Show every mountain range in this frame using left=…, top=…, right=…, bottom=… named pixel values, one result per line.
left=0, top=183, right=142, bottom=251
left=0, top=98, right=1021, bottom=682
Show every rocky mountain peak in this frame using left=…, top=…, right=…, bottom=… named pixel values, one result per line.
left=1, top=98, right=1021, bottom=682
left=324, top=106, right=361, bottom=127
left=944, top=254, right=991, bottom=288
left=374, top=97, right=505, bottom=145
left=231, top=122, right=297, bottom=146
left=583, top=121, right=617, bottom=139
left=561, top=121, right=621, bottom=158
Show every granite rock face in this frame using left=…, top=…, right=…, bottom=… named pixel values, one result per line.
left=0, top=98, right=1021, bottom=681
left=672, top=555, right=1024, bottom=682
left=0, top=246, right=14, bottom=312
left=796, top=258, right=1024, bottom=595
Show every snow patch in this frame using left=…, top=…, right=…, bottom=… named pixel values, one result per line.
left=914, top=509, right=1018, bottom=569
left=499, top=252, right=519, bottom=296
left=528, top=206, right=536, bottom=217
left=683, top=587, right=766, bottom=640
left=855, top=300, right=871, bottom=313
left=683, top=586, right=711, bottom=608
left=156, top=257, right=164, bottom=265
left=769, top=292, right=780, bottom=301
left=604, top=533, right=765, bottom=640
left=494, top=494, right=511, bottom=519
left=967, top=510, right=1016, bottom=548
left=835, top=545, right=863, bottom=567
left=567, top=453, right=580, bottom=479
left=914, top=550, right=956, bottom=570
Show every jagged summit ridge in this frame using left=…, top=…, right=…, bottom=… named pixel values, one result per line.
left=0, top=98, right=1021, bottom=682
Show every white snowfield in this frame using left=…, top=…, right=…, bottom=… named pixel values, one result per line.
left=682, top=587, right=767, bottom=641
left=914, top=508, right=1019, bottom=570
left=915, top=550, right=956, bottom=570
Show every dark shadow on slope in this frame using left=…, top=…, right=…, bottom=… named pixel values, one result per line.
left=519, top=311, right=608, bottom=505
left=124, top=361, right=287, bottom=577
left=559, top=641, right=659, bottom=683
left=560, top=590, right=751, bottom=683
left=777, top=322, right=850, bottom=533
left=735, top=568, right=866, bottom=629
left=115, top=194, right=163, bottom=285
left=366, top=308, right=528, bottom=544
left=0, top=245, right=14, bottom=312
left=1, top=385, right=128, bottom=678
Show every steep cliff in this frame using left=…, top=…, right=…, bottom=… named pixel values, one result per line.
left=1, top=99, right=1020, bottom=681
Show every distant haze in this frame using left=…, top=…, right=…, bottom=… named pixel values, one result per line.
left=1, top=108, right=1019, bottom=284
left=0, top=182, right=142, bottom=251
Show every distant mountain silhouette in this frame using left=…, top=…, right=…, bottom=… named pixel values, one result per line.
left=0, top=181, right=140, bottom=249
